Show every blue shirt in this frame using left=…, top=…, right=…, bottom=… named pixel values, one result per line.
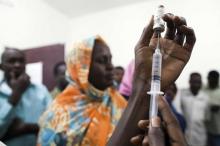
left=0, top=79, right=52, bottom=146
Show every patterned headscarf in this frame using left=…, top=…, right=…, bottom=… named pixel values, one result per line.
left=37, top=35, right=127, bottom=146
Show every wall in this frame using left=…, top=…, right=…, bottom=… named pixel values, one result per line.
left=69, top=0, right=220, bottom=88
left=0, top=0, right=70, bottom=49
left=0, top=0, right=70, bottom=81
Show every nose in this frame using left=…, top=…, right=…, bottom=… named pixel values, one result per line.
left=107, top=62, right=114, bottom=71
left=14, top=61, right=22, bottom=68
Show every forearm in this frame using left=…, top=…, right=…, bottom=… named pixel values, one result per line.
left=2, top=123, right=39, bottom=141
left=107, top=77, right=151, bottom=146
left=8, top=92, right=22, bottom=106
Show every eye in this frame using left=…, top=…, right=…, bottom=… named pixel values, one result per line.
left=96, top=56, right=108, bottom=64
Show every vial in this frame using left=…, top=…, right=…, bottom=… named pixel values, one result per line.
left=153, top=5, right=165, bottom=33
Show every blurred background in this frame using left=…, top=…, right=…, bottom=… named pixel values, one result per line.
left=0, top=0, right=220, bottom=89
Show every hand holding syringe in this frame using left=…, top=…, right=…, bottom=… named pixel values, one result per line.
left=147, top=5, right=165, bottom=126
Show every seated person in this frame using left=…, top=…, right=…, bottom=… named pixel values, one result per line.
left=0, top=48, right=52, bottom=146
left=51, top=61, right=69, bottom=98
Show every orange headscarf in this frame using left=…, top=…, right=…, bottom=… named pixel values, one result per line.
left=37, top=36, right=127, bottom=146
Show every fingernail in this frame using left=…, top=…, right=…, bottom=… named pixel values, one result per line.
left=151, top=117, right=161, bottom=127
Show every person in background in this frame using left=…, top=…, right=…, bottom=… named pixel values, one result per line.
left=203, top=70, right=220, bottom=146
left=0, top=48, right=52, bottom=146
left=119, top=59, right=134, bottom=100
left=51, top=61, right=69, bottom=98
left=178, top=72, right=208, bottom=146
left=165, top=83, right=186, bottom=132
left=113, top=66, right=124, bottom=89
left=37, top=36, right=127, bottom=146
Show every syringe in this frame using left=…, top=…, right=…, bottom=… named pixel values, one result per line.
left=147, top=37, right=163, bottom=120
left=147, top=5, right=165, bottom=123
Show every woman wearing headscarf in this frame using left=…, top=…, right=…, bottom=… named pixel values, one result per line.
left=37, top=36, right=127, bottom=146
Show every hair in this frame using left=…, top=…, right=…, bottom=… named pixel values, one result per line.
left=53, top=61, right=66, bottom=76
left=208, top=70, right=219, bottom=79
left=114, top=66, right=124, bottom=71
left=1, top=48, right=24, bottom=63
left=190, top=72, right=201, bottom=78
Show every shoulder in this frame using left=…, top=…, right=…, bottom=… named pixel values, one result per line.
left=30, top=83, right=48, bottom=91
left=179, top=88, right=191, bottom=97
left=109, top=88, right=127, bottom=108
left=199, top=90, right=209, bottom=100
left=27, top=83, right=52, bottom=100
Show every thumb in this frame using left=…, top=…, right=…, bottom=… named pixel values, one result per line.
left=148, top=117, right=165, bottom=146
left=148, top=127, right=165, bottom=146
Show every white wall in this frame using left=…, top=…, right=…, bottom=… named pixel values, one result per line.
left=1, top=0, right=220, bottom=88
left=0, top=0, right=70, bottom=80
left=69, top=0, right=220, bottom=88
left=0, top=0, right=70, bottom=49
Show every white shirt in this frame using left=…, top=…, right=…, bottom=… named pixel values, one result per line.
left=179, top=89, right=209, bottom=146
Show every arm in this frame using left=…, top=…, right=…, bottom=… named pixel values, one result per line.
left=131, top=96, right=187, bottom=146
left=0, top=73, right=30, bottom=138
left=1, top=118, right=39, bottom=141
left=107, top=14, right=196, bottom=146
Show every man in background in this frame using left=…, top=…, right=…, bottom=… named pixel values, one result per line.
left=0, top=48, right=52, bottom=146
left=50, top=61, right=69, bottom=98
left=113, top=66, right=124, bottom=90
left=178, top=72, right=208, bottom=146
left=203, top=70, right=220, bottom=146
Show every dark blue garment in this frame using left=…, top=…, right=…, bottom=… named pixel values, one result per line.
left=165, top=96, right=186, bottom=132
left=208, top=133, right=220, bottom=146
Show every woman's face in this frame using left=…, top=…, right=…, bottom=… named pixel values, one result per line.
left=88, top=40, right=114, bottom=90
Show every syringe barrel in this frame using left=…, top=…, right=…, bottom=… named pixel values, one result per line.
left=151, top=49, right=162, bottom=91
left=149, top=48, right=162, bottom=119
left=150, top=92, right=159, bottom=119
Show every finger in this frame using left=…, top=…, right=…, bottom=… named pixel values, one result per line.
left=142, top=135, right=149, bottom=146
left=130, top=134, right=144, bottom=146
left=138, top=120, right=150, bottom=130
left=179, top=25, right=196, bottom=52
left=173, top=16, right=187, bottom=45
left=150, top=117, right=161, bottom=128
left=158, top=96, right=185, bottom=144
left=148, top=127, right=165, bottom=146
left=163, top=13, right=176, bottom=40
left=137, top=16, right=154, bottom=47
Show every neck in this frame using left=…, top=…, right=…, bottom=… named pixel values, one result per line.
left=87, top=83, right=108, bottom=98
left=190, top=88, right=199, bottom=96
